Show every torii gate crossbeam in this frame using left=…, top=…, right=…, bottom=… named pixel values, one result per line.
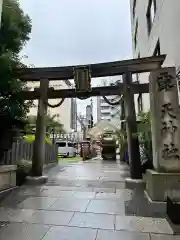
left=22, top=84, right=149, bottom=100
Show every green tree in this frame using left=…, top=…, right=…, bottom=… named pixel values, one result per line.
left=138, top=110, right=153, bottom=166
left=0, top=0, right=32, bottom=161
left=138, top=111, right=151, bottom=142
left=25, top=114, right=65, bottom=135
left=24, top=115, right=37, bottom=134
left=115, top=110, right=153, bottom=164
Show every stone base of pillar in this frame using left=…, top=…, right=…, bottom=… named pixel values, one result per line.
left=26, top=176, right=48, bottom=185
left=145, top=169, right=180, bottom=202
left=125, top=178, right=146, bottom=190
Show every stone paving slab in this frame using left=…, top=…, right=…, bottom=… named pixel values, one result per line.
left=42, top=226, right=97, bottom=240
left=96, top=229, right=150, bottom=240
left=0, top=223, right=50, bottom=240
left=40, top=189, right=75, bottom=198
left=115, top=215, right=173, bottom=234
left=99, top=175, right=127, bottom=182
left=0, top=207, right=35, bottom=222
left=45, top=185, right=94, bottom=192
left=69, top=212, right=115, bottom=230
left=86, top=199, right=125, bottom=214
left=80, top=181, right=125, bottom=189
left=13, top=187, right=44, bottom=196
left=151, top=234, right=180, bottom=240
left=0, top=194, right=29, bottom=208
left=43, top=185, right=84, bottom=191
left=95, top=190, right=132, bottom=200
left=1, top=223, right=179, bottom=240
left=73, top=191, right=96, bottom=199
left=76, top=176, right=100, bottom=180
left=25, top=210, right=74, bottom=225
left=93, top=187, right=115, bottom=193
left=17, top=197, right=57, bottom=210
left=49, top=198, right=90, bottom=212
left=46, top=179, right=125, bottom=189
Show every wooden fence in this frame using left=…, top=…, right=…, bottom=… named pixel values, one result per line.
left=1, top=140, right=58, bottom=165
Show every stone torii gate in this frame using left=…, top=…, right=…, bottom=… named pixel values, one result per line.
left=16, top=55, right=180, bottom=198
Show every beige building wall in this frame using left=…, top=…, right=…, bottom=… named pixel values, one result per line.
left=130, top=0, right=180, bottom=114
left=27, top=80, right=71, bottom=133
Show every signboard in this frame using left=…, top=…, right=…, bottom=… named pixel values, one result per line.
left=73, top=66, right=91, bottom=92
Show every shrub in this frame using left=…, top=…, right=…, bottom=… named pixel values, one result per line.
left=16, top=159, right=32, bottom=186
left=23, top=135, right=52, bottom=145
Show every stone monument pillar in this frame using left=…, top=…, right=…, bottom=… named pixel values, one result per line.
left=146, top=67, right=180, bottom=201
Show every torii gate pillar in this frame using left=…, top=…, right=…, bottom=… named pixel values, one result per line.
left=123, top=72, right=142, bottom=179
left=31, top=78, right=49, bottom=178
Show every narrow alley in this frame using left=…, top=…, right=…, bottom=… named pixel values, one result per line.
left=0, top=158, right=175, bottom=239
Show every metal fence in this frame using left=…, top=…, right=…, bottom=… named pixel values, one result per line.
left=1, top=140, right=58, bottom=165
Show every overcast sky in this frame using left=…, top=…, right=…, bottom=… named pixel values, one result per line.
left=19, top=0, right=132, bottom=119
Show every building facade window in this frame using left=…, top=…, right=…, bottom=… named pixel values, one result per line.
left=147, top=0, right=156, bottom=35
left=133, top=0, right=137, bottom=18
left=153, top=39, right=161, bottom=56
left=101, top=112, right=110, bottom=116
left=100, top=98, right=106, bottom=104
left=137, top=94, right=143, bottom=113
left=101, top=106, right=110, bottom=110
left=134, top=20, right=138, bottom=49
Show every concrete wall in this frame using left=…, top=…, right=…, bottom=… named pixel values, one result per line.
left=130, top=0, right=180, bottom=113
left=0, top=166, right=17, bottom=192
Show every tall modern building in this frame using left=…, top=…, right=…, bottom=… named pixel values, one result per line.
left=130, top=0, right=180, bottom=112
left=27, top=80, right=74, bottom=133
left=97, top=96, right=112, bottom=121
left=97, top=81, right=121, bottom=122
left=71, top=98, right=77, bottom=132
left=86, top=104, right=93, bottom=129
left=97, top=96, right=121, bottom=122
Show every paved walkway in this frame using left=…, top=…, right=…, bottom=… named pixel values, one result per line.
left=0, top=158, right=178, bottom=239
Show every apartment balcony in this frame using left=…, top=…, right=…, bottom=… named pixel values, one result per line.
left=100, top=102, right=110, bottom=107
left=111, top=107, right=121, bottom=114
left=101, top=115, right=111, bottom=121
left=100, top=108, right=111, bottom=114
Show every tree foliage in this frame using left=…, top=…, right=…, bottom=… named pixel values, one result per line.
left=0, top=0, right=32, bottom=121
left=0, top=0, right=32, bottom=160
left=137, top=111, right=151, bottom=142
left=25, top=115, right=65, bottom=135
left=45, top=114, right=66, bottom=134
left=0, top=0, right=31, bottom=54
left=115, top=110, right=153, bottom=165
left=137, top=110, right=153, bottom=166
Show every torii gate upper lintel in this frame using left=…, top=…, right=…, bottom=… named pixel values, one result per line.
left=16, top=54, right=166, bottom=81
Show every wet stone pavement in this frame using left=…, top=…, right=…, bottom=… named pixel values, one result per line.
left=0, top=158, right=179, bottom=239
